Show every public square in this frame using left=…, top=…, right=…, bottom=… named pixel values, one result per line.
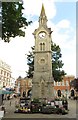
left=0, top=2, right=77, bottom=120
left=1, top=98, right=77, bottom=119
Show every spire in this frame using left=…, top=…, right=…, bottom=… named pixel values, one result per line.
left=39, top=4, right=47, bottom=26
left=40, top=4, right=46, bottom=17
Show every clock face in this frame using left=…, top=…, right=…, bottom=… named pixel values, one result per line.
left=39, top=31, right=46, bottom=39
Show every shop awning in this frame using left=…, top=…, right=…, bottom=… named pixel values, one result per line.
left=0, top=90, right=13, bottom=94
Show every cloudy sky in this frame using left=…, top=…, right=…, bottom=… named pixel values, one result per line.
left=0, top=0, right=76, bottom=79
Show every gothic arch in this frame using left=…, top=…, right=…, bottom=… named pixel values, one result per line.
left=43, top=43, right=45, bottom=51
left=70, top=89, right=75, bottom=97
left=57, top=89, right=61, bottom=97
left=40, top=77, right=45, bottom=97
left=40, top=43, right=42, bottom=51
left=27, top=89, right=32, bottom=97
left=40, top=43, right=45, bottom=51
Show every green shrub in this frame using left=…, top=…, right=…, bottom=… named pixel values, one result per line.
left=32, top=98, right=40, bottom=103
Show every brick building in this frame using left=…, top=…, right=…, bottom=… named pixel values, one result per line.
left=15, top=76, right=32, bottom=97
left=16, top=75, right=75, bottom=98
left=54, top=75, right=75, bottom=98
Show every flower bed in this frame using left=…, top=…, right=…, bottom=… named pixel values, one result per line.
left=14, top=98, right=69, bottom=115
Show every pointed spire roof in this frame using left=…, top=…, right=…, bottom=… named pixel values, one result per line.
left=39, top=4, right=47, bottom=26
left=40, top=3, right=46, bottom=17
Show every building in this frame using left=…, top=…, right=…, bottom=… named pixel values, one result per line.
left=16, top=75, right=75, bottom=99
left=0, top=59, right=11, bottom=89
left=54, top=75, right=75, bottom=98
left=70, top=78, right=78, bottom=98
left=32, top=4, right=54, bottom=100
left=15, top=76, right=32, bottom=97
left=10, top=77, right=16, bottom=89
left=0, top=59, right=15, bottom=90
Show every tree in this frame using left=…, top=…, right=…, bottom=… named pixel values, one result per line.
left=27, top=46, right=34, bottom=78
left=26, top=43, right=66, bottom=82
left=1, top=2, right=32, bottom=42
left=70, top=78, right=78, bottom=92
left=52, top=42, right=66, bottom=81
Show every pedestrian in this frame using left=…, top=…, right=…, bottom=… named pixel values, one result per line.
left=10, top=100, right=11, bottom=106
left=1, top=105, right=6, bottom=115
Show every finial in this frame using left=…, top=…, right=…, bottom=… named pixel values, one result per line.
left=40, top=3, right=46, bottom=17
left=39, top=3, right=47, bottom=26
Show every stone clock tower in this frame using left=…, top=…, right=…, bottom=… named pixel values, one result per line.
left=32, top=4, right=54, bottom=100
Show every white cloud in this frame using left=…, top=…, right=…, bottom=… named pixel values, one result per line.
left=56, top=20, right=70, bottom=29
left=47, top=19, right=76, bottom=77
left=23, top=0, right=56, bottom=20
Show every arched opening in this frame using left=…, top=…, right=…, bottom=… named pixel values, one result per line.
left=40, top=43, right=45, bottom=51
left=40, top=79, right=45, bottom=99
left=22, top=91, right=26, bottom=97
left=57, top=90, right=61, bottom=97
left=27, top=89, right=32, bottom=98
left=43, top=43, right=45, bottom=51
left=71, top=89, right=75, bottom=97
left=40, top=43, right=42, bottom=51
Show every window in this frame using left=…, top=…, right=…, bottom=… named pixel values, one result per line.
left=4, top=77, right=6, bottom=81
left=62, top=80, right=65, bottom=86
left=40, top=43, right=45, bottom=51
left=1, top=77, right=3, bottom=80
left=40, top=43, right=42, bottom=51
left=57, top=90, right=61, bottom=97
left=66, top=81, right=69, bottom=86
left=58, top=82, right=61, bottom=86
left=43, top=43, right=45, bottom=50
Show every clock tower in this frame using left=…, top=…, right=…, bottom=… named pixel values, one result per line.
left=32, top=4, right=54, bottom=100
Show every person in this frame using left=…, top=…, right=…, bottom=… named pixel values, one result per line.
left=7, top=95, right=10, bottom=100
left=62, top=99, right=68, bottom=110
left=1, top=105, right=6, bottom=115
left=10, top=100, right=11, bottom=106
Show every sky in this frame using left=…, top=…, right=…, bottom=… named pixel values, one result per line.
left=0, top=0, right=76, bottom=79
